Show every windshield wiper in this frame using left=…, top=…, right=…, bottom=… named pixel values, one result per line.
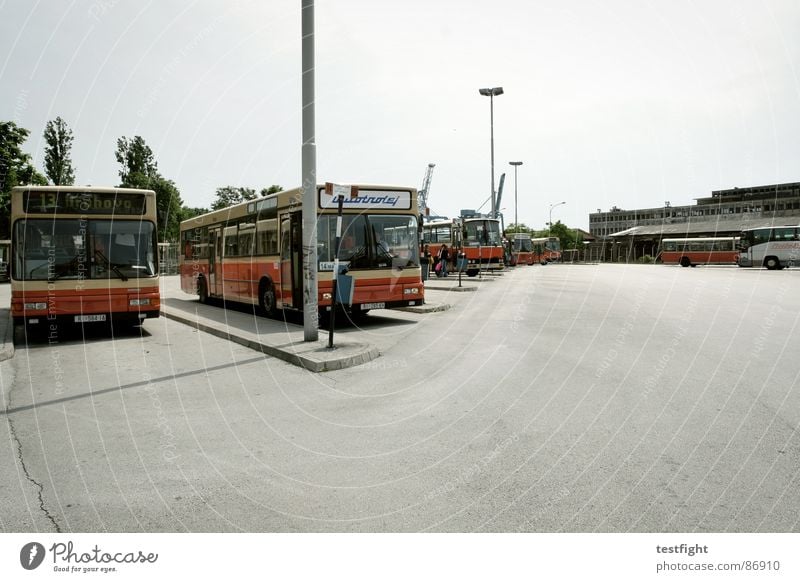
left=94, top=248, right=128, bottom=281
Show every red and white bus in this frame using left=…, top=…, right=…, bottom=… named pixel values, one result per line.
left=11, top=186, right=161, bottom=328
left=737, top=226, right=800, bottom=269
left=422, top=216, right=505, bottom=276
left=660, top=237, right=739, bottom=267
left=179, top=184, right=423, bottom=318
left=530, top=236, right=562, bottom=264
left=510, top=233, right=533, bottom=266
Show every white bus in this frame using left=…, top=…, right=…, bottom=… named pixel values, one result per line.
left=737, top=225, right=800, bottom=270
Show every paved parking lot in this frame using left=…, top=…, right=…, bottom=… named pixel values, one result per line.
left=2, top=265, right=800, bottom=532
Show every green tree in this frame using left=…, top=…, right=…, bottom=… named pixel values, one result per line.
left=180, top=206, right=209, bottom=221
left=115, top=135, right=158, bottom=184
left=211, top=186, right=257, bottom=211
left=0, top=121, right=46, bottom=237
left=504, top=223, right=531, bottom=235
left=43, top=116, right=76, bottom=185
left=115, top=135, right=183, bottom=242
left=260, top=185, right=282, bottom=197
left=548, top=220, right=579, bottom=250
left=210, top=185, right=282, bottom=211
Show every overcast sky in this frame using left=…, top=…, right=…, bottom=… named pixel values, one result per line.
left=2, top=0, right=799, bottom=229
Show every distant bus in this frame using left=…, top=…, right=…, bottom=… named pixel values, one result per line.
left=11, top=186, right=160, bottom=328
left=423, top=216, right=504, bottom=276
left=661, top=237, right=739, bottom=267
left=530, top=237, right=562, bottom=264
left=510, top=233, right=533, bottom=266
left=737, top=226, right=800, bottom=270
left=180, top=184, right=423, bottom=318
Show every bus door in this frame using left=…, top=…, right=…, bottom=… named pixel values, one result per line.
left=208, top=226, right=223, bottom=297
left=279, top=212, right=303, bottom=308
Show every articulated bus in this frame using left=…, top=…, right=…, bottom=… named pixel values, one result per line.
left=11, top=186, right=161, bottom=328
left=422, top=216, right=504, bottom=276
left=737, top=226, right=800, bottom=270
left=509, top=233, right=533, bottom=266
left=661, top=237, right=739, bottom=267
left=179, top=184, right=423, bottom=318
left=530, top=237, right=562, bottom=264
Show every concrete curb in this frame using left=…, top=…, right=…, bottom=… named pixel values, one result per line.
left=161, top=307, right=379, bottom=373
left=0, top=310, right=14, bottom=362
left=393, top=302, right=452, bottom=314
left=424, top=284, right=477, bottom=292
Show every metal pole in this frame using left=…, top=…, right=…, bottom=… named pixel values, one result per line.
left=490, top=95, right=496, bottom=220
left=301, top=0, right=318, bottom=341
left=328, top=194, right=343, bottom=349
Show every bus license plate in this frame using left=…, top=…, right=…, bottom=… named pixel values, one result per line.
left=361, top=302, right=385, bottom=310
left=74, top=314, right=107, bottom=323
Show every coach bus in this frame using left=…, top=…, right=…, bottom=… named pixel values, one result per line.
left=179, top=184, right=423, bottom=319
left=660, top=237, right=739, bottom=267
left=422, top=216, right=504, bottom=276
left=509, top=233, right=533, bottom=266
left=737, top=226, right=800, bottom=270
left=11, top=186, right=160, bottom=328
left=530, top=236, right=562, bottom=264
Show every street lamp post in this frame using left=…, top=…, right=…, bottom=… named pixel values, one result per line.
left=549, top=201, right=566, bottom=236
left=479, top=87, right=504, bottom=219
left=509, top=161, right=523, bottom=232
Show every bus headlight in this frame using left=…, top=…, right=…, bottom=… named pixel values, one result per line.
left=404, top=287, right=420, bottom=295
left=129, top=298, right=151, bottom=306
left=24, top=302, right=47, bottom=310
left=322, top=293, right=332, bottom=300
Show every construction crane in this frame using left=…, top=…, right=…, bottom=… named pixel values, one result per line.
left=418, top=163, right=435, bottom=218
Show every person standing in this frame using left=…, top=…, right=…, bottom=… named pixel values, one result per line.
left=438, top=243, right=449, bottom=277
left=422, top=244, right=433, bottom=280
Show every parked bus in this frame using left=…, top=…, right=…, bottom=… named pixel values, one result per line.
left=179, top=184, right=423, bottom=318
left=737, top=226, right=800, bottom=270
left=509, top=233, right=533, bottom=266
left=660, top=237, right=739, bottom=267
left=11, top=186, right=160, bottom=328
left=422, top=216, right=504, bottom=276
left=530, top=236, right=562, bottom=264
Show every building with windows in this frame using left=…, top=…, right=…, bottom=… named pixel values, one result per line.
left=587, top=182, right=800, bottom=261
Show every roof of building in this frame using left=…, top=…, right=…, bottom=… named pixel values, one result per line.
left=608, top=217, right=800, bottom=238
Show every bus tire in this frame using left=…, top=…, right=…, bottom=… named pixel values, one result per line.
left=764, top=256, right=781, bottom=270
left=198, top=277, right=208, bottom=304
left=680, top=257, right=691, bottom=267
left=259, top=279, right=277, bottom=317
left=466, top=269, right=478, bottom=277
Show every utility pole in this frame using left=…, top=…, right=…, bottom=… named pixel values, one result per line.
left=301, top=0, right=318, bottom=341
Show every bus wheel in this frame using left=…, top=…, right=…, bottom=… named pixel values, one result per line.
left=680, top=257, right=691, bottom=267
left=198, top=278, right=208, bottom=303
left=259, top=280, right=277, bottom=317
left=764, top=257, right=781, bottom=270
left=466, top=269, right=478, bottom=277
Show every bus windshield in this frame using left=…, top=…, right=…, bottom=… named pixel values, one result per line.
left=316, top=214, right=419, bottom=269
left=464, top=220, right=501, bottom=246
left=14, top=219, right=156, bottom=281
left=513, top=238, right=532, bottom=252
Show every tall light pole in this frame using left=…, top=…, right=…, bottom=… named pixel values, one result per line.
left=549, top=201, right=566, bottom=236
left=509, top=161, right=523, bottom=231
left=301, top=0, right=318, bottom=341
left=479, top=87, right=504, bottom=218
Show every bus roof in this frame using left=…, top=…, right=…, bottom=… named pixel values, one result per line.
left=12, top=185, right=155, bottom=195
left=181, top=184, right=417, bottom=230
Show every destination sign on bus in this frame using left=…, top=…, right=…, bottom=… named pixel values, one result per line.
left=23, top=191, right=147, bottom=215
left=318, top=188, right=412, bottom=210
